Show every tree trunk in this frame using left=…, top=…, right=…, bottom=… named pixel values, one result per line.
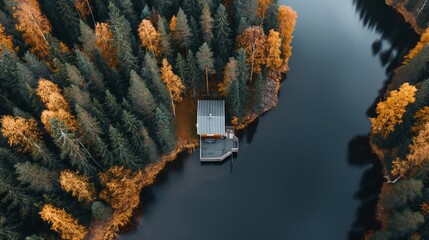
left=206, top=65, right=209, bottom=96
left=86, top=0, right=96, bottom=26
left=418, top=0, right=428, bottom=16
left=170, top=91, right=176, bottom=116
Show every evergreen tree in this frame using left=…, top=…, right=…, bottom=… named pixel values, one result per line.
left=108, top=2, right=137, bottom=78
left=172, top=8, right=192, bottom=49
left=265, top=2, right=280, bottom=32
left=43, top=0, right=80, bottom=45
left=157, top=17, right=173, bottom=60
left=128, top=70, right=157, bottom=122
left=141, top=53, right=170, bottom=106
left=186, top=50, right=200, bottom=96
left=227, top=49, right=249, bottom=120
left=234, top=0, right=258, bottom=26
left=15, top=162, right=58, bottom=192
left=104, top=90, right=122, bottom=120
left=183, top=0, right=201, bottom=19
left=23, top=52, right=50, bottom=79
left=188, top=16, right=201, bottom=51
left=253, top=73, right=266, bottom=113
left=75, top=50, right=106, bottom=93
left=196, top=42, right=215, bottom=95
left=116, top=0, right=138, bottom=28
left=200, top=3, right=214, bottom=45
left=79, top=20, right=96, bottom=57
left=141, top=5, right=151, bottom=19
left=108, top=126, right=139, bottom=169
left=175, top=53, right=187, bottom=81
left=213, top=4, right=233, bottom=64
left=155, top=105, right=176, bottom=153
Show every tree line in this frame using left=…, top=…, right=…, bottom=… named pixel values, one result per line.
left=0, top=0, right=296, bottom=239
left=368, top=25, right=429, bottom=240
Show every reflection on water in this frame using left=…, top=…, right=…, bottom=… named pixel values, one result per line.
left=349, top=0, right=419, bottom=238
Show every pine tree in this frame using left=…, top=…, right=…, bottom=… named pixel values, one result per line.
left=155, top=105, right=176, bottom=153
left=175, top=53, right=187, bottom=81
left=43, top=0, right=81, bottom=45
left=59, top=170, right=96, bottom=203
left=200, top=3, right=214, bottom=45
left=75, top=105, right=103, bottom=149
left=108, top=2, right=137, bottom=77
left=188, top=16, right=201, bottom=52
left=79, top=20, right=96, bottom=57
left=172, top=8, right=192, bottom=49
left=108, top=125, right=139, bottom=169
left=157, top=17, right=173, bottom=60
left=183, top=0, right=201, bottom=19
left=234, top=0, right=258, bottom=26
left=227, top=49, right=249, bottom=121
left=40, top=204, right=88, bottom=240
left=50, top=119, right=96, bottom=175
left=160, top=59, right=185, bottom=116
left=104, top=90, right=122, bottom=120
left=75, top=50, right=105, bottom=93
left=197, top=43, right=215, bottom=95
left=15, top=161, right=58, bottom=192
left=264, top=2, right=279, bottom=32
left=23, top=52, right=50, bottom=79
left=128, top=70, right=157, bottom=122
left=141, top=53, right=170, bottom=106
left=116, top=0, right=138, bottom=28
left=141, top=4, right=151, bottom=19
left=186, top=50, right=200, bottom=96
left=213, top=4, right=233, bottom=64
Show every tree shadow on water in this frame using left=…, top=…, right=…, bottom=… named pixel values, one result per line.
left=347, top=135, right=383, bottom=240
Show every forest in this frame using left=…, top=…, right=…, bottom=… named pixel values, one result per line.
left=386, top=0, right=429, bottom=34
left=0, top=0, right=296, bottom=239
left=368, top=19, right=429, bottom=240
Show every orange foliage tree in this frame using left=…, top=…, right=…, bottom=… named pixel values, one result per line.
left=370, top=83, right=417, bottom=138
left=407, top=122, right=429, bottom=167
left=37, top=78, right=78, bottom=132
left=99, top=166, right=143, bottom=232
left=266, top=29, right=283, bottom=71
left=403, top=28, right=429, bottom=64
left=95, top=22, right=118, bottom=67
left=278, top=6, right=297, bottom=71
left=258, top=0, right=271, bottom=20
left=412, top=106, right=429, bottom=133
left=74, top=0, right=95, bottom=24
left=40, top=204, right=87, bottom=240
left=160, top=59, right=185, bottom=116
left=13, top=0, right=52, bottom=59
left=59, top=170, right=96, bottom=203
left=138, top=19, right=160, bottom=56
left=0, top=24, right=15, bottom=52
left=237, top=26, right=267, bottom=83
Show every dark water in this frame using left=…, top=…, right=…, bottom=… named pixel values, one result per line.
left=122, top=0, right=418, bottom=239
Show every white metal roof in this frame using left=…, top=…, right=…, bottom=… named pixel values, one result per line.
left=197, top=100, right=225, bottom=135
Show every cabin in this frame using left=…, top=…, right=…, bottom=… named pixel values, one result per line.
left=197, top=100, right=239, bottom=161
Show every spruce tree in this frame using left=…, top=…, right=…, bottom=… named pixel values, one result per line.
left=43, top=0, right=80, bottom=44
left=108, top=126, right=139, bottom=169
left=104, top=90, right=122, bottom=120
left=23, top=52, right=50, bottom=79
left=200, top=3, right=214, bottom=45
left=186, top=50, right=200, bottom=96
left=213, top=4, right=233, bottom=64
left=265, top=2, right=280, bottom=32
left=108, top=2, right=137, bottom=78
left=196, top=42, right=215, bottom=95
left=155, top=105, right=176, bottom=153
left=79, top=20, right=96, bottom=57
left=173, top=8, right=192, bottom=50
left=75, top=50, right=105, bottom=93
left=183, top=0, right=201, bottom=19
left=128, top=70, right=157, bottom=123
left=227, top=49, right=249, bottom=120
left=175, top=53, right=187, bottom=82
left=234, top=0, right=258, bottom=26
left=141, top=53, right=170, bottom=106
left=157, top=17, right=173, bottom=60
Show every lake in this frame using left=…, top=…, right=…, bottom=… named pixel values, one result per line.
left=122, top=0, right=418, bottom=239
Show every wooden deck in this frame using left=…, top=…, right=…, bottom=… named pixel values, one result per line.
left=200, top=132, right=239, bottom=162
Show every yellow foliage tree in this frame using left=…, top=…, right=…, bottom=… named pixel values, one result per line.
left=95, top=22, right=118, bottom=67
left=407, top=122, right=429, bottom=167
left=1, top=116, right=41, bottom=154
left=37, top=79, right=78, bottom=132
left=40, top=204, right=87, bottom=240
left=170, top=15, right=177, bottom=33
left=278, top=6, right=297, bottom=71
left=138, top=19, right=160, bottom=56
left=99, top=166, right=143, bottom=230
left=412, top=106, right=429, bottom=133
left=257, top=0, right=271, bottom=20
left=13, top=0, right=52, bottom=59
left=237, top=26, right=267, bottom=83
left=218, top=57, right=237, bottom=96
left=266, top=29, right=282, bottom=71
left=160, top=59, right=185, bottom=116
left=59, top=170, right=96, bottom=203
left=0, top=24, right=15, bottom=52
left=404, top=28, right=429, bottom=64
left=391, top=158, right=409, bottom=177
left=370, top=83, right=417, bottom=138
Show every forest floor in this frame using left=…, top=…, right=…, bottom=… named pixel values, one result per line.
left=174, top=91, right=198, bottom=142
